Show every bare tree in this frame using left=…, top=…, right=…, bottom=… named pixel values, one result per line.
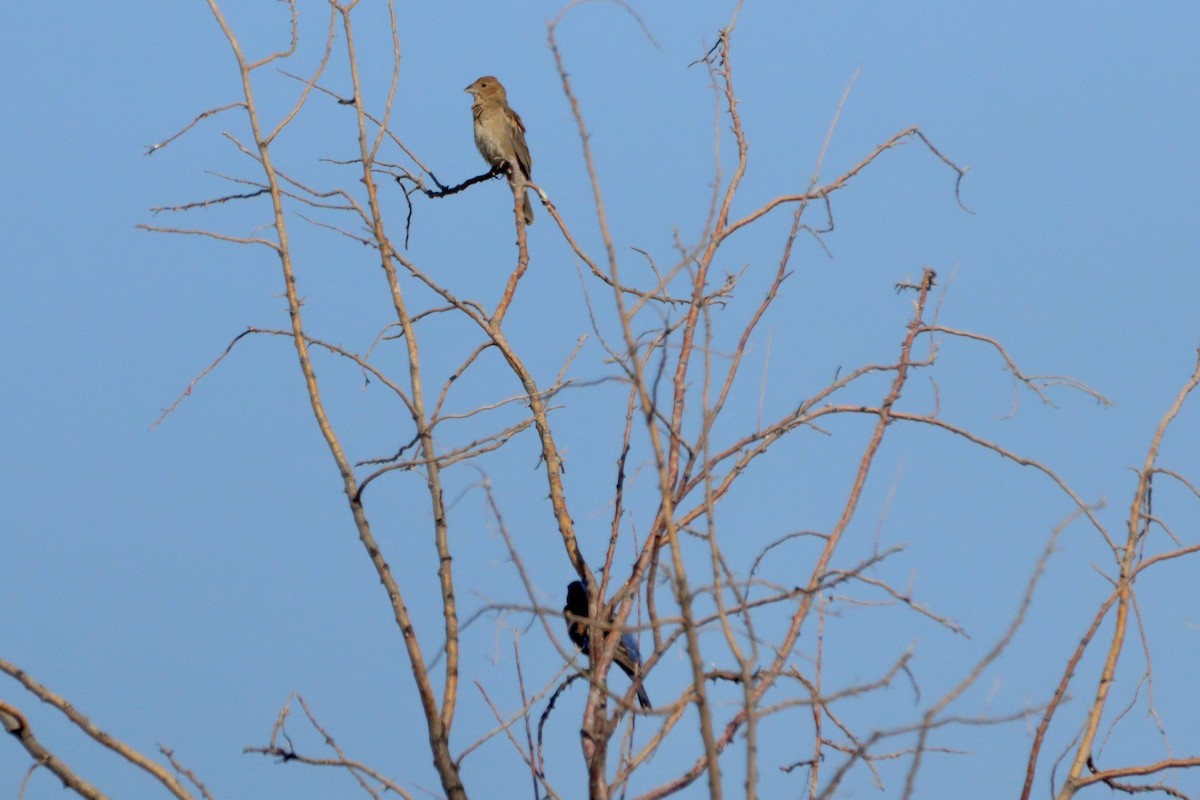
left=5, top=3, right=1199, bottom=799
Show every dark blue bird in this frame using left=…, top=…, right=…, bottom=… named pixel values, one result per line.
left=564, top=580, right=651, bottom=709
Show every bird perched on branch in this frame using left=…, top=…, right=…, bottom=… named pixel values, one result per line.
left=564, top=580, right=651, bottom=709
left=464, top=75, right=535, bottom=225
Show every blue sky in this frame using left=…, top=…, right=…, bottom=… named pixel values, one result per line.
left=3, top=2, right=1199, bottom=798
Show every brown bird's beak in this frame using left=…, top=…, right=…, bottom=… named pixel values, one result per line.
left=463, top=83, right=473, bottom=93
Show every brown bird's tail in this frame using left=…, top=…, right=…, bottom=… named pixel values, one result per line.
left=522, top=190, right=534, bottom=225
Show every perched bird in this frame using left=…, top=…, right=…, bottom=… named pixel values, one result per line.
left=464, top=75, right=535, bottom=225
left=564, top=580, right=651, bottom=709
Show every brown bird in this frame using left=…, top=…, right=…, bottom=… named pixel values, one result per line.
left=465, top=75, right=534, bottom=225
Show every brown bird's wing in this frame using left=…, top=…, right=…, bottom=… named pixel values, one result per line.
left=506, top=108, right=533, bottom=180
